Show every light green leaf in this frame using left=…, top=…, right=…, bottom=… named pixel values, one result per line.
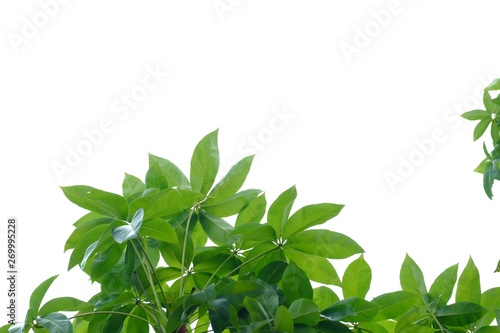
left=462, top=110, right=490, bottom=120
left=149, top=153, right=191, bottom=190
left=207, top=155, right=254, bottom=203
left=394, top=307, right=431, bottom=333
left=474, top=118, right=492, bottom=141
left=124, top=306, right=149, bottom=333
left=282, top=203, right=344, bottom=240
left=267, top=185, right=297, bottom=238
left=429, top=263, right=458, bottom=306
left=313, top=286, right=339, bottom=310
left=372, top=291, right=420, bottom=320
left=456, top=257, right=481, bottom=304
left=30, top=275, right=58, bottom=317
left=190, top=129, right=219, bottom=194
left=122, top=173, right=145, bottom=199
left=235, top=193, right=267, bottom=227
left=36, top=313, right=72, bottom=333
left=282, top=261, right=313, bottom=304
left=275, top=306, right=294, bottom=333
left=342, top=254, right=372, bottom=299
left=435, top=302, right=487, bottom=326
left=202, top=189, right=261, bottom=217
left=140, top=218, right=177, bottom=244
left=145, top=160, right=169, bottom=190
left=130, top=189, right=203, bottom=221
left=288, top=298, right=320, bottom=326
left=39, top=298, right=88, bottom=317
left=287, top=229, right=363, bottom=259
left=284, top=247, right=342, bottom=286
left=400, top=254, right=427, bottom=295
left=243, top=296, right=269, bottom=323
left=90, top=243, right=126, bottom=281
left=231, top=223, right=276, bottom=243
left=60, top=185, right=128, bottom=220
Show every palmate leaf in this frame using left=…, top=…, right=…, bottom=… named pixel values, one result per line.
left=435, top=302, right=487, bottom=326
left=400, top=254, right=427, bottom=295
left=287, top=229, right=363, bottom=259
left=283, top=247, right=342, bottom=286
left=201, top=189, right=261, bottom=217
left=235, top=193, right=267, bottom=226
left=30, top=275, right=59, bottom=318
left=372, top=291, right=420, bottom=320
left=429, top=263, right=458, bottom=307
left=267, top=185, right=297, bottom=238
left=288, top=298, right=320, bottom=326
left=36, top=313, right=73, bottom=333
left=122, top=173, right=145, bottom=199
left=149, top=153, right=191, bottom=190
left=207, top=155, right=254, bottom=203
left=145, top=160, right=169, bottom=190
left=281, top=261, right=313, bottom=304
left=313, top=287, right=339, bottom=310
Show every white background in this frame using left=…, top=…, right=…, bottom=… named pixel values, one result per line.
left=1, top=0, right=500, bottom=323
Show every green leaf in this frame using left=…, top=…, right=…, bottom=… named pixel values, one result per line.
left=394, top=307, right=431, bottom=333
left=207, top=155, right=254, bottom=202
left=140, top=218, right=178, bottom=244
left=216, top=279, right=266, bottom=304
left=287, top=229, right=363, bottom=259
left=282, top=203, right=344, bottom=240
left=243, top=296, right=270, bottom=323
left=199, top=212, right=234, bottom=245
left=429, top=263, right=458, bottom=306
left=323, top=298, right=379, bottom=322
left=400, top=254, right=427, bottom=295
left=474, top=118, right=492, bottom=141
left=130, top=189, right=203, bottom=221
left=69, top=224, right=109, bottom=270
left=476, top=327, right=500, bottom=333
left=267, top=185, right=297, bottom=238
left=190, top=129, right=219, bottom=194
left=462, top=110, right=490, bottom=120
left=481, top=287, right=500, bottom=310
left=39, top=298, right=88, bottom=317
left=122, top=174, right=146, bottom=200
left=315, top=321, right=352, bottom=333
left=342, top=254, right=372, bottom=298
left=257, top=261, right=288, bottom=284
left=288, top=298, right=320, bottom=326
left=60, top=185, right=128, bottom=220
left=456, top=257, right=481, bottom=304
left=124, top=306, right=149, bottom=332
left=235, top=193, right=267, bottom=227
left=282, top=261, right=313, bottom=304
left=112, top=208, right=144, bottom=244
left=64, top=217, right=112, bottom=252
left=483, top=159, right=500, bottom=199
left=90, top=242, right=126, bottom=280
left=313, top=286, right=339, bottom=310
left=435, top=302, right=487, bottom=326
left=275, top=306, right=294, bottom=333
left=231, top=223, right=276, bottom=243
left=149, top=153, right=191, bottom=190
left=372, top=291, right=420, bottom=320
left=36, top=313, right=72, bottom=333
left=202, top=189, right=261, bottom=217
left=30, top=275, right=58, bottom=317
left=238, top=242, right=283, bottom=278
left=284, top=247, right=342, bottom=286
left=145, top=160, right=169, bottom=189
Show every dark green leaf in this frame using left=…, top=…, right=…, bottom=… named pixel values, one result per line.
left=324, top=297, right=379, bottom=322
left=400, top=254, right=427, bottom=295
left=257, top=261, right=288, bottom=284
left=456, top=257, right=481, bottom=304
left=199, top=212, right=234, bottom=245
left=288, top=298, right=320, bottom=326
left=238, top=242, right=283, bottom=278
left=435, top=302, right=487, bottom=326
left=287, top=229, right=363, bottom=259
left=190, top=129, right=219, bottom=194
left=282, top=203, right=344, bottom=240
left=60, top=185, right=128, bottom=220
left=282, top=261, right=313, bottom=304
left=243, top=296, right=270, bottom=323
